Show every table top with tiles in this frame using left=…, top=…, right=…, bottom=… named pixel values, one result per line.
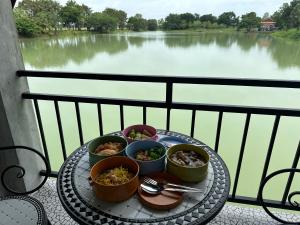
left=57, top=130, right=230, bottom=225
left=0, top=195, right=48, bottom=225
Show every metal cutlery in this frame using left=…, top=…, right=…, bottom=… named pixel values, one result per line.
left=140, top=182, right=202, bottom=195
left=142, top=177, right=203, bottom=194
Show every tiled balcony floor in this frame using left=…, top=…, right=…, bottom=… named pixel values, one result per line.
left=32, top=178, right=300, bottom=225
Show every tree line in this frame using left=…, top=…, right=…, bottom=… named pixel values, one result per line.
left=14, top=0, right=300, bottom=37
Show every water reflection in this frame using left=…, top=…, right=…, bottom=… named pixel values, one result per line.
left=268, top=39, right=300, bottom=69
left=163, top=32, right=266, bottom=52
left=127, top=36, right=146, bottom=47
left=20, top=32, right=300, bottom=70
left=20, top=34, right=129, bottom=68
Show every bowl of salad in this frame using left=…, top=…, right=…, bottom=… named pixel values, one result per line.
left=125, top=140, right=166, bottom=175
left=122, top=124, right=157, bottom=143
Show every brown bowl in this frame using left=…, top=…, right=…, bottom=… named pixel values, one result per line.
left=89, top=156, right=139, bottom=202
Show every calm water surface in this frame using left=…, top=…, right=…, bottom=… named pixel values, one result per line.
left=20, top=32, right=300, bottom=202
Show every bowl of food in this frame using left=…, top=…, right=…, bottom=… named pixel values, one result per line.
left=166, top=144, right=210, bottom=182
left=89, top=156, right=139, bottom=202
left=122, top=124, right=157, bottom=143
left=126, top=140, right=166, bottom=175
left=88, top=135, right=128, bottom=167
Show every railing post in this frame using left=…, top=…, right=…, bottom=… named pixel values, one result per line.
left=281, top=140, right=300, bottom=204
left=143, top=106, right=147, bottom=125
left=190, top=110, right=196, bottom=137
left=166, top=82, right=173, bottom=130
left=97, top=103, right=104, bottom=136
left=214, top=111, right=223, bottom=153
left=232, top=113, right=251, bottom=198
left=257, top=115, right=281, bottom=200
left=54, top=101, right=67, bottom=160
left=75, top=102, right=84, bottom=146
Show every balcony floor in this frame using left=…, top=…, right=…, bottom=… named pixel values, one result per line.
left=32, top=178, right=300, bottom=225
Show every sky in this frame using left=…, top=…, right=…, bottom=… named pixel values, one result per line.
left=25, top=0, right=291, bottom=19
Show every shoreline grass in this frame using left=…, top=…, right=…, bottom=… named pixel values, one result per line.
left=272, top=29, right=300, bottom=41
left=20, top=28, right=300, bottom=42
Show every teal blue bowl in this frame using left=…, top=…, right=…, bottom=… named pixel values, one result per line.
left=125, top=140, right=166, bottom=175
left=88, top=135, right=128, bottom=167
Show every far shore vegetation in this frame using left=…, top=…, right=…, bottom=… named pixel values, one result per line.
left=14, top=0, right=300, bottom=41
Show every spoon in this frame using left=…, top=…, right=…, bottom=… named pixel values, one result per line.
left=140, top=183, right=203, bottom=195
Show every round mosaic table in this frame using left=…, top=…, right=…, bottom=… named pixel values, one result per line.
left=57, top=130, right=230, bottom=225
left=0, top=195, right=48, bottom=225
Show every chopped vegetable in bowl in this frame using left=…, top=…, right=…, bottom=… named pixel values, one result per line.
left=135, top=147, right=165, bottom=161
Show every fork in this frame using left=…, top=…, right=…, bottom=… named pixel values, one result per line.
left=143, top=177, right=203, bottom=192
left=162, top=142, right=206, bottom=148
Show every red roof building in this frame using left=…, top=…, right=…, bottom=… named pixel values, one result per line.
left=261, top=18, right=276, bottom=31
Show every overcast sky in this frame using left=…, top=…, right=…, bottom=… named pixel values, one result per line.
left=27, top=0, right=291, bottom=19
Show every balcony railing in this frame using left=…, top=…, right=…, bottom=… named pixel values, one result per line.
left=17, top=70, right=300, bottom=213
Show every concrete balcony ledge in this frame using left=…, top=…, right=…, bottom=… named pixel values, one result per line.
left=31, top=179, right=300, bottom=225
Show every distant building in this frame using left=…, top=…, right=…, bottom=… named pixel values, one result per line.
left=261, top=18, right=276, bottom=31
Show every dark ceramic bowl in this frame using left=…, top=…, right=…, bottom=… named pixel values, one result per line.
left=88, top=135, right=128, bottom=167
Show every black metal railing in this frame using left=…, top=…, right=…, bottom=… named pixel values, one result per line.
left=17, top=70, right=300, bottom=212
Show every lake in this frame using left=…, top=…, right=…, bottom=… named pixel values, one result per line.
left=20, top=31, right=300, bottom=202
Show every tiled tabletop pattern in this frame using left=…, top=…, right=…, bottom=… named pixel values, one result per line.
left=74, top=152, right=214, bottom=219
left=0, top=196, right=47, bottom=225
left=32, top=179, right=300, bottom=225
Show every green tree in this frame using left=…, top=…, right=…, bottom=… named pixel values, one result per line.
left=180, top=13, right=196, bottom=27
left=16, top=0, right=61, bottom=33
left=158, top=19, right=164, bottom=29
left=274, top=3, right=291, bottom=29
left=194, top=13, right=200, bottom=21
left=37, top=0, right=61, bottom=32
left=200, top=14, right=217, bottom=23
left=87, top=12, right=117, bottom=33
left=239, top=12, right=261, bottom=32
left=18, top=0, right=40, bottom=17
left=271, top=1, right=298, bottom=29
left=127, top=14, right=147, bottom=31
left=59, top=0, right=82, bottom=29
left=163, top=14, right=184, bottom=30
left=218, top=12, right=237, bottom=27
left=103, top=8, right=127, bottom=29
left=14, top=8, right=41, bottom=36
left=78, top=4, right=92, bottom=29
left=290, top=3, right=300, bottom=29
left=147, top=19, right=158, bottom=31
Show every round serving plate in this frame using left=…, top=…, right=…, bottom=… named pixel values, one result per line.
left=137, top=172, right=184, bottom=210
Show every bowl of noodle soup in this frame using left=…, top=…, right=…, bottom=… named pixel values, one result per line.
left=89, top=156, right=139, bottom=202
